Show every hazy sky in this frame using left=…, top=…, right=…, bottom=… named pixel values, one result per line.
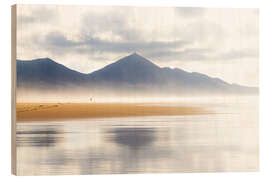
left=17, top=5, right=259, bottom=86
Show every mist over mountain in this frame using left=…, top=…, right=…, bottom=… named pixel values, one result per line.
left=16, top=53, right=258, bottom=99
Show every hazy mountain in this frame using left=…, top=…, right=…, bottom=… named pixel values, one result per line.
left=17, top=58, right=89, bottom=89
left=16, top=53, right=258, bottom=96
left=90, top=53, right=162, bottom=84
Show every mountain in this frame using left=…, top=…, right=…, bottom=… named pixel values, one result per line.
left=90, top=53, right=162, bottom=84
left=16, top=53, right=258, bottom=96
left=17, top=58, right=89, bottom=89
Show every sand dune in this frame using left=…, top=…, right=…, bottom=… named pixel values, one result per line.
left=16, top=102, right=211, bottom=122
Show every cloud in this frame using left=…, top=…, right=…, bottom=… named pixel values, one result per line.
left=218, top=49, right=258, bottom=60
left=81, top=11, right=141, bottom=41
left=18, top=7, right=56, bottom=24
left=175, top=7, right=205, bottom=18
left=37, top=31, right=191, bottom=56
left=145, top=48, right=258, bottom=62
left=18, top=6, right=257, bottom=63
left=145, top=48, right=210, bottom=61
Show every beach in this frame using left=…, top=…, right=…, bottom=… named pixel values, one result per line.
left=16, top=102, right=211, bottom=121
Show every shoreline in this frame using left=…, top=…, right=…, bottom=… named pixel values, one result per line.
left=16, top=102, right=212, bottom=122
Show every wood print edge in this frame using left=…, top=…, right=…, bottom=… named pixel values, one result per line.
left=11, top=4, right=17, bottom=176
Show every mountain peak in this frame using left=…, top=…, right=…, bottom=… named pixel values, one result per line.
left=17, top=57, right=53, bottom=63
left=124, top=52, right=147, bottom=61
left=39, top=57, right=53, bottom=61
left=89, top=52, right=162, bottom=83
left=119, top=52, right=157, bottom=65
left=129, top=52, right=140, bottom=57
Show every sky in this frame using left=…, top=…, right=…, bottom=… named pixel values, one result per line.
left=17, top=5, right=259, bottom=87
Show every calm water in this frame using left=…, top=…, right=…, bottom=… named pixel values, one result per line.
left=16, top=96, right=259, bottom=175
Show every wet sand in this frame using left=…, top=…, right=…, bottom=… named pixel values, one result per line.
left=16, top=102, right=211, bottom=122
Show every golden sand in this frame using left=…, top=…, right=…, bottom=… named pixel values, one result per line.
left=16, top=102, right=211, bottom=122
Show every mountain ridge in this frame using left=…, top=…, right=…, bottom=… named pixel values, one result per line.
left=16, top=53, right=258, bottom=95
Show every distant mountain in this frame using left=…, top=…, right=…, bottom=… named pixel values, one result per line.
left=16, top=53, right=258, bottom=95
left=90, top=53, right=162, bottom=84
left=17, top=58, right=89, bottom=89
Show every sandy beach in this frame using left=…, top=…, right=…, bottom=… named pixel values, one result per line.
left=16, top=102, right=211, bottom=122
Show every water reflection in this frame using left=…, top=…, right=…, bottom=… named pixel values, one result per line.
left=17, top=130, right=60, bottom=135
left=16, top=128, right=63, bottom=147
left=16, top=136, right=61, bottom=147
left=108, top=128, right=156, bottom=150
